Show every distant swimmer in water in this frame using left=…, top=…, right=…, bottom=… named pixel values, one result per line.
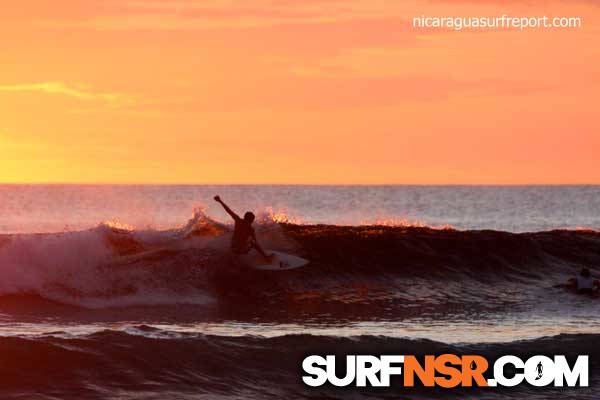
left=568, top=267, right=600, bottom=294
left=214, top=195, right=273, bottom=262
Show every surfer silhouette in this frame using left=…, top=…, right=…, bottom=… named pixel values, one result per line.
left=214, top=195, right=273, bottom=262
left=569, top=267, right=600, bottom=294
left=535, top=361, right=543, bottom=380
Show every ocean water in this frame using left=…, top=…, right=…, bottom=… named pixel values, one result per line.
left=1, top=184, right=600, bottom=233
left=0, top=185, right=598, bottom=399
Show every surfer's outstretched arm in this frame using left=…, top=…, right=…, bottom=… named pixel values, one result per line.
left=214, top=195, right=240, bottom=220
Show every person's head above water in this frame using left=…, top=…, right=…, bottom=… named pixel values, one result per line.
left=580, top=267, right=591, bottom=278
left=244, top=211, right=255, bottom=224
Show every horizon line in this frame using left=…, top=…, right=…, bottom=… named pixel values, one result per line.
left=1, top=182, right=600, bottom=187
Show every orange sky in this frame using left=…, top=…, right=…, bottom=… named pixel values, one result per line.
left=1, top=0, right=599, bottom=184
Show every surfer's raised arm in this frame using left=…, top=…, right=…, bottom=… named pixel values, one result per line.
left=214, top=195, right=240, bottom=221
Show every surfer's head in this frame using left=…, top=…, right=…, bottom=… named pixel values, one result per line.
left=580, top=267, right=591, bottom=278
left=244, top=211, right=255, bottom=224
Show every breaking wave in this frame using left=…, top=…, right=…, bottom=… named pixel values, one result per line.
left=0, top=209, right=598, bottom=311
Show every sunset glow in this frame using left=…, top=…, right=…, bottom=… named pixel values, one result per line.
left=1, top=0, right=598, bottom=184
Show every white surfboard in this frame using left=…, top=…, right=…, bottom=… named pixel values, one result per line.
left=242, top=250, right=309, bottom=271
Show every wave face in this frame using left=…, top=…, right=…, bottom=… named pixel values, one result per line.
left=0, top=329, right=597, bottom=400
left=0, top=210, right=599, bottom=315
